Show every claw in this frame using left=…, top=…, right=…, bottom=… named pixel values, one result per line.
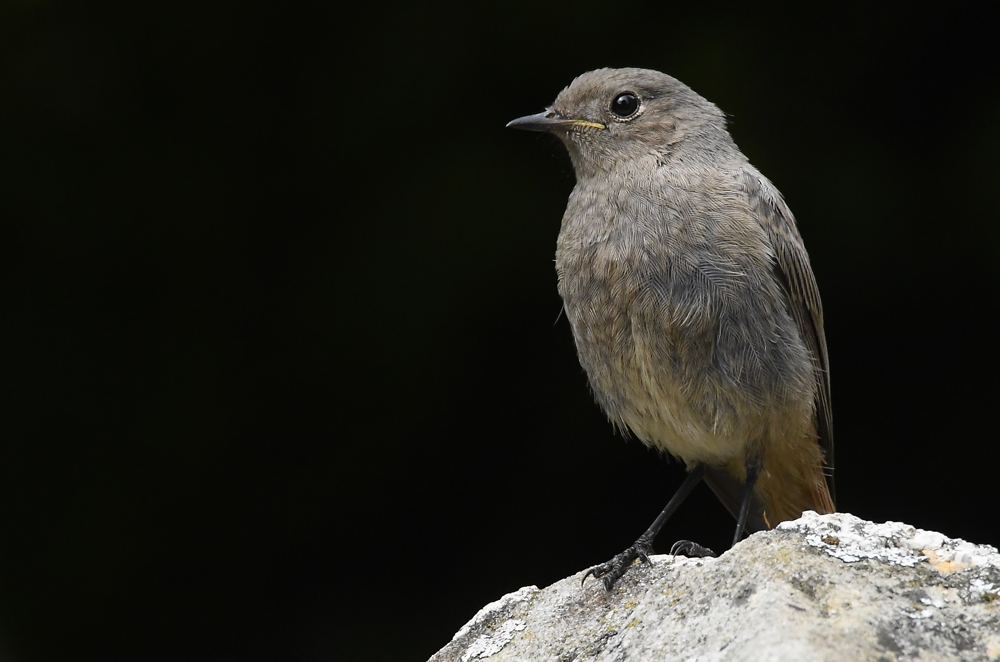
left=581, top=541, right=654, bottom=590
left=669, top=540, right=716, bottom=558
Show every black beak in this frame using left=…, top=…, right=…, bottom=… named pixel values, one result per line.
left=506, top=111, right=605, bottom=132
left=507, top=111, right=564, bottom=132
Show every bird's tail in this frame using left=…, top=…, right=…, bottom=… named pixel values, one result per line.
left=759, top=458, right=835, bottom=526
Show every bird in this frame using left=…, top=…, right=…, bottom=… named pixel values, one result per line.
left=507, top=68, right=835, bottom=590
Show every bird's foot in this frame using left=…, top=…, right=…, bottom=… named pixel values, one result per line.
left=582, top=540, right=654, bottom=591
left=669, top=540, right=716, bottom=558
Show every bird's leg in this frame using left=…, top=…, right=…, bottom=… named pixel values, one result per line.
left=732, top=460, right=761, bottom=547
left=583, top=465, right=705, bottom=591
left=671, top=459, right=762, bottom=557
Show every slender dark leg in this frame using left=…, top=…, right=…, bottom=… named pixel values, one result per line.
left=732, top=462, right=761, bottom=547
left=672, top=460, right=763, bottom=557
left=583, top=466, right=706, bottom=590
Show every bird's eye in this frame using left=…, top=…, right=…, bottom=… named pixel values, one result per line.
left=610, top=92, right=640, bottom=118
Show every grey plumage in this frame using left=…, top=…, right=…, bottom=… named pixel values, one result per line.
left=509, top=68, right=834, bottom=556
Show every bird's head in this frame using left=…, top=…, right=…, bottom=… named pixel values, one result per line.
left=508, top=68, right=733, bottom=178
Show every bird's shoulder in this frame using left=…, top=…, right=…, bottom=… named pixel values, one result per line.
left=730, top=167, right=821, bottom=315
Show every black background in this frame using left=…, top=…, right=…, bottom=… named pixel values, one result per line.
left=2, top=2, right=999, bottom=661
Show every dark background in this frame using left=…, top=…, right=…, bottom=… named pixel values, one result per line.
left=1, top=1, right=998, bottom=660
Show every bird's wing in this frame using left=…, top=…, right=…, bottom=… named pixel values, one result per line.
left=739, top=168, right=835, bottom=505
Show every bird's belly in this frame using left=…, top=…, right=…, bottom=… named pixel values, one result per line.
left=564, top=281, right=808, bottom=467
left=588, top=332, right=752, bottom=466
left=621, top=398, right=749, bottom=464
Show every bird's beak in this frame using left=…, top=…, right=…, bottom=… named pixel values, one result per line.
left=506, top=110, right=606, bottom=132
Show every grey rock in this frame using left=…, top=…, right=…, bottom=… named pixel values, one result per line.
left=429, top=513, right=1000, bottom=662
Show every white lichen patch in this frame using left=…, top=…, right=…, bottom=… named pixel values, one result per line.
left=452, top=585, right=538, bottom=641
left=646, top=554, right=711, bottom=568
left=968, top=578, right=999, bottom=603
left=907, top=607, right=935, bottom=620
left=460, top=619, right=527, bottom=661
left=777, top=511, right=1000, bottom=573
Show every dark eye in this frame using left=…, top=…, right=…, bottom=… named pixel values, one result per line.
left=611, top=92, right=639, bottom=118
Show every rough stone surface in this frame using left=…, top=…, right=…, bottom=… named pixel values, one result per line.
left=429, top=512, right=1000, bottom=662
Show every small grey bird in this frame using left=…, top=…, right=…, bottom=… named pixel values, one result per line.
left=508, top=68, right=834, bottom=589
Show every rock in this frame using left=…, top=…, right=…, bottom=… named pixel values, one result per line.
left=428, top=512, right=1000, bottom=662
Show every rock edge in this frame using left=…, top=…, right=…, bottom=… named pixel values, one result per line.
left=429, top=512, right=1000, bottom=662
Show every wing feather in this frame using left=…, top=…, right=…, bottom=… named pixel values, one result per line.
left=739, top=169, right=835, bottom=504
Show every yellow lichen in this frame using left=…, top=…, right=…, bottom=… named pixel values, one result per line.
left=922, top=550, right=969, bottom=575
